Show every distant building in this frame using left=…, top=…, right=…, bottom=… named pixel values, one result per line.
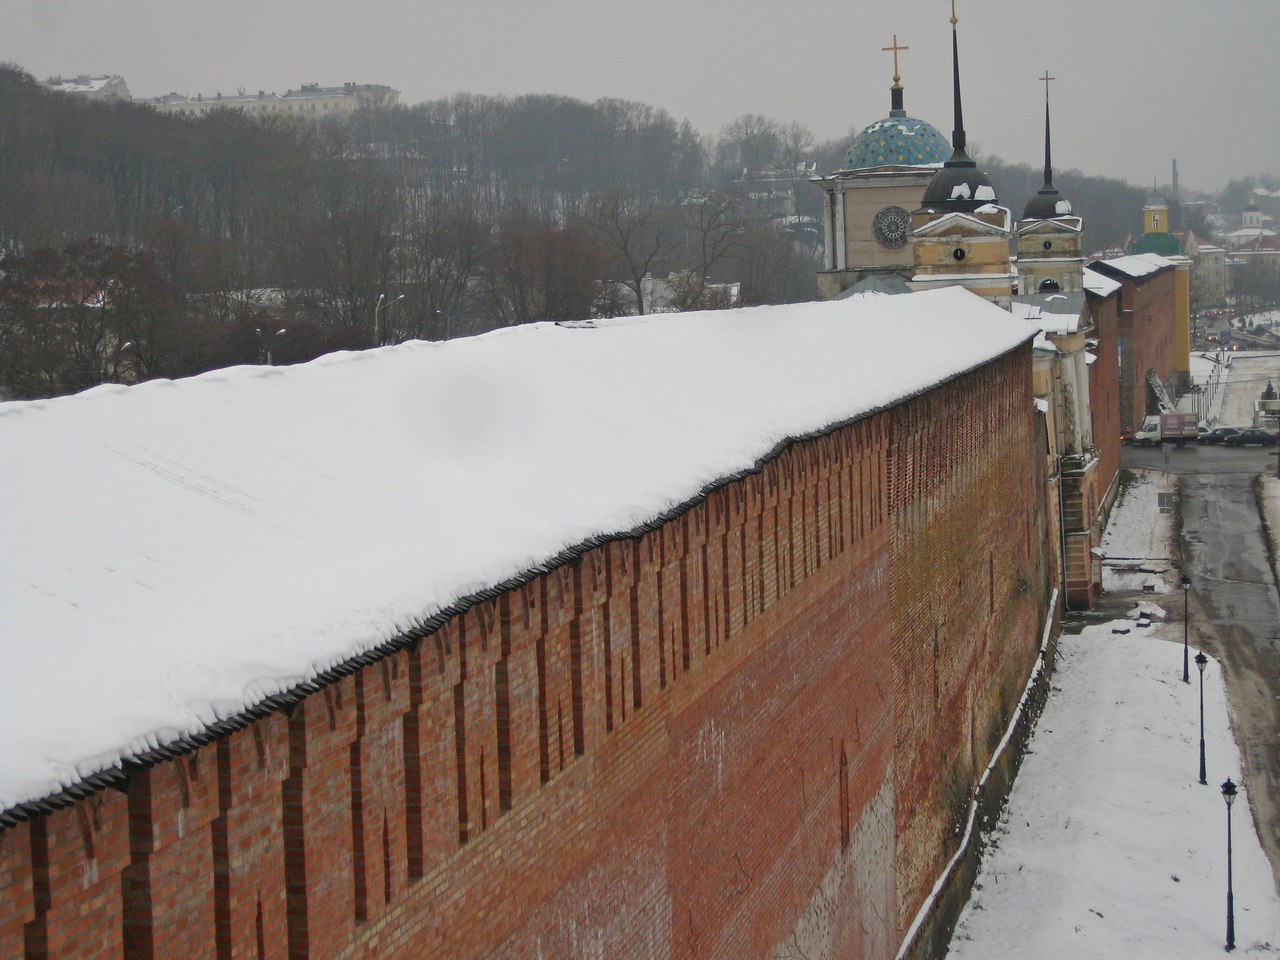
left=1176, top=232, right=1228, bottom=313
left=1223, top=226, right=1278, bottom=251
left=1088, top=253, right=1181, bottom=430
left=40, top=74, right=131, bottom=101
left=137, top=82, right=399, bottom=119
left=1127, top=193, right=1185, bottom=258
left=1249, top=187, right=1280, bottom=221
left=1125, top=194, right=1191, bottom=391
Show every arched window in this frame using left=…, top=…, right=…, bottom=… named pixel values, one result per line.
left=1039, top=278, right=1061, bottom=293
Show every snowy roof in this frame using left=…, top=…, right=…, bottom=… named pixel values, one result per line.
left=0, top=288, right=1035, bottom=817
left=914, top=207, right=1013, bottom=234
left=42, top=74, right=124, bottom=93
left=1083, top=267, right=1122, bottom=298
left=1091, top=252, right=1174, bottom=279
left=834, top=273, right=913, bottom=298
left=1011, top=292, right=1086, bottom=336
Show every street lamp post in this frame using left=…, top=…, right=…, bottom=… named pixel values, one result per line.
left=1222, top=778, right=1237, bottom=951
left=374, top=293, right=405, bottom=347
left=1182, top=576, right=1191, bottom=683
left=255, top=327, right=287, bottom=366
left=1196, top=652, right=1208, bottom=785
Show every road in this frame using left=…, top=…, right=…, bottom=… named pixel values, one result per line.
left=1123, top=395, right=1280, bottom=889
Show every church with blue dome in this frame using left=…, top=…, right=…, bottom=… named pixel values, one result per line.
left=814, top=36, right=956, bottom=298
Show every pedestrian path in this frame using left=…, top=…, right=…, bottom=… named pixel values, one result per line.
left=946, top=472, right=1280, bottom=958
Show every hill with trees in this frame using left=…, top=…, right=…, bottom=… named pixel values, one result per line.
left=0, top=63, right=1185, bottom=399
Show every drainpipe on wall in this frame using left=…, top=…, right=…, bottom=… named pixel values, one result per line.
left=1057, top=457, right=1071, bottom=613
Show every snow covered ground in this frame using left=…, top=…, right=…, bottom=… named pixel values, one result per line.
left=947, top=473, right=1280, bottom=959
left=1100, top=471, right=1176, bottom=594
left=1187, top=350, right=1280, bottom=428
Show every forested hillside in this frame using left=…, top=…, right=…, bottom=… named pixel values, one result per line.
left=0, top=63, right=1181, bottom=399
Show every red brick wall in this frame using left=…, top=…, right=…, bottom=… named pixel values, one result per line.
left=2, top=822, right=35, bottom=958
left=23, top=791, right=129, bottom=959
left=1088, top=290, right=1122, bottom=505
left=1109, top=265, right=1177, bottom=431
left=214, top=715, right=289, bottom=959
left=886, top=348, right=1050, bottom=927
left=1, top=343, right=1050, bottom=960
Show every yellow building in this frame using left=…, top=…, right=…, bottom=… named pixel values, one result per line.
left=1128, top=193, right=1191, bottom=392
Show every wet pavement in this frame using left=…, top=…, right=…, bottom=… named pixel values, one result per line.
left=1123, top=441, right=1280, bottom=888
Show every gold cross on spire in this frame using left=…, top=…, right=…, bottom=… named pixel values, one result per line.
left=1041, top=70, right=1055, bottom=103
left=882, top=34, right=909, bottom=87
left=949, top=0, right=958, bottom=27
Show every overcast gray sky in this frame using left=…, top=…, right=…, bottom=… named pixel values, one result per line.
left=5, top=0, right=1277, bottom=193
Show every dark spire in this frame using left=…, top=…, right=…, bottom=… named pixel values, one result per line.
left=949, top=6, right=966, bottom=152
left=920, top=1, right=998, bottom=212
left=1023, top=71, right=1070, bottom=220
left=1041, top=74, right=1054, bottom=189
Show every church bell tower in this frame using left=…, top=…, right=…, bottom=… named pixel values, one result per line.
left=1015, top=72, right=1084, bottom=294
left=910, top=2, right=1015, bottom=307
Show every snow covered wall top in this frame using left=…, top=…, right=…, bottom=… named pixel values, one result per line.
left=0, top=286, right=1033, bottom=816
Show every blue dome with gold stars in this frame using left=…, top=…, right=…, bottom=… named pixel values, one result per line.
left=844, top=115, right=951, bottom=170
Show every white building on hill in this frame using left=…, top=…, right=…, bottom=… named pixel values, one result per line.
left=137, top=82, right=398, bottom=119
left=40, top=74, right=131, bottom=101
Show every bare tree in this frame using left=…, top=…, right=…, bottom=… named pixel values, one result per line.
left=478, top=208, right=605, bottom=326
left=679, top=191, right=743, bottom=282
left=665, top=269, right=737, bottom=312
left=777, top=122, right=816, bottom=177
left=715, top=114, right=783, bottom=179
left=583, top=192, right=671, bottom=315
left=730, top=218, right=816, bottom=305
left=392, top=196, right=484, bottom=341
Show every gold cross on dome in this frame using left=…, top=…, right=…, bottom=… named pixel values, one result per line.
left=882, top=35, right=909, bottom=85
left=1041, top=70, right=1055, bottom=102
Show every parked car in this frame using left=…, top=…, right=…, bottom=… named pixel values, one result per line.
left=1200, top=427, right=1242, bottom=444
left=1223, top=429, right=1278, bottom=446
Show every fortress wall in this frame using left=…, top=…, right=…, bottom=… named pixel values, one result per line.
left=6, top=343, right=1050, bottom=960
left=888, top=347, right=1050, bottom=929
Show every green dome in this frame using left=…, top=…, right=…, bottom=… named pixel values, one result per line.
left=844, top=114, right=951, bottom=170
left=1128, top=232, right=1184, bottom=256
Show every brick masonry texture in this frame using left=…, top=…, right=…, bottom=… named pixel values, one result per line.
left=1106, top=266, right=1178, bottom=433
left=4, top=343, right=1052, bottom=959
